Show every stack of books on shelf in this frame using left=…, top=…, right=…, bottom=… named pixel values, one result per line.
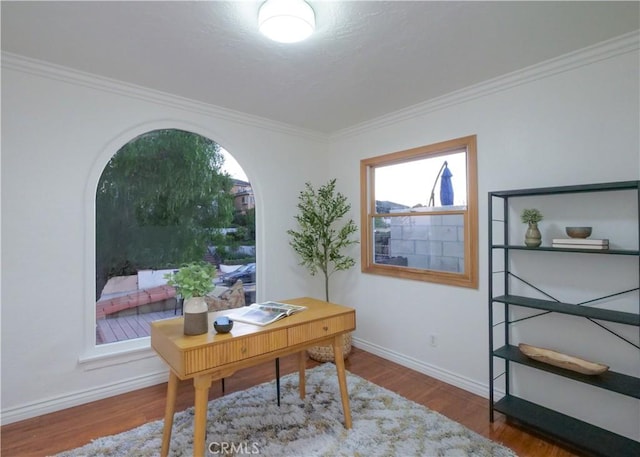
left=552, top=238, right=609, bottom=250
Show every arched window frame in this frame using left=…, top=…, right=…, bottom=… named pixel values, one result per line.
left=80, top=122, right=252, bottom=366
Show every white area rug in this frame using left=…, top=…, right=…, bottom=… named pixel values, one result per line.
left=57, top=364, right=517, bottom=456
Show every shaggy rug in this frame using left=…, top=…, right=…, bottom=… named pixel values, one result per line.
left=57, top=364, right=517, bottom=457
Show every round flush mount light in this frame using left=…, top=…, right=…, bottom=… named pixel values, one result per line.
left=258, top=0, right=316, bottom=43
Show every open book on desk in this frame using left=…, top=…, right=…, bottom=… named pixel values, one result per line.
left=226, top=301, right=306, bottom=326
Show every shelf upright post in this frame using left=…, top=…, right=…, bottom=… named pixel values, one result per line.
left=488, top=192, right=495, bottom=421
left=502, top=195, right=510, bottom=399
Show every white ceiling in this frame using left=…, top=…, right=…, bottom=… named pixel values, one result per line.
left=2, top=1, right=638, bottom=133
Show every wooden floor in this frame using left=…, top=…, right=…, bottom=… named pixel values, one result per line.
left=1, top=347, right=582, bottom=457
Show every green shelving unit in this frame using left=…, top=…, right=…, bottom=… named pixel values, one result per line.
left=493, top=396, right=640, bottom=457
left=492, top=294, right=639, bottom=325
left=488, top=180, right=640, bottom=457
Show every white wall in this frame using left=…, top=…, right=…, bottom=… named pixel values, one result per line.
left=327, top=36, right=639, bottom=440
left=1, top=32, right=639, bottom=441
left=0, top=55, right=327, bottom=423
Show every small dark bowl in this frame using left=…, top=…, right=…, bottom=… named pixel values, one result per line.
left=213, top=317, right=234, bottom=334
left=565, top=226, right=592, bottom=239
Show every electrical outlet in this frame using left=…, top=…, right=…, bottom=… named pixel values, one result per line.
left=429, top=334, right=438, bottom=347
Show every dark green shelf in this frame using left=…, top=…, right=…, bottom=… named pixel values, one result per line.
left=492, top=244, right=639, bottom=256
left=493, top=345, right=640, bottom=398
left=489, top=180, right=639, bottom=197
left=494, top=395, right=640, bottom=457
left=492, top=294, right=640, bottom=326
left=489, top=180, right=640, bottom=457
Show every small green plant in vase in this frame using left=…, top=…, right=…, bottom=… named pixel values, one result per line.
left=165, top=262, right=216, bottom=335
left=521, top=208, right=543, bottom=247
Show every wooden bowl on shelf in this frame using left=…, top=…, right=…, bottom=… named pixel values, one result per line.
left=518, top=343, right=609, bottom=375
left=565, top=226, right=592, bottom=238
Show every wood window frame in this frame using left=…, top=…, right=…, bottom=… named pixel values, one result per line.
left=360, top=135, right=478, bottom=288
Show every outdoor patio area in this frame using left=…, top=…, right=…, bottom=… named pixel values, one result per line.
left=95, top=270, right=256, bottom=345
left=96, top=309, right=178, bottom=345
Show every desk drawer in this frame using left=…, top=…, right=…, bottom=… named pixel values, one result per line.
left=184, top=329, right=287, bottom=375
left=288, top=313, right=355, bottom=345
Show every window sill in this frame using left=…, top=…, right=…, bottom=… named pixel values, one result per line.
left=78, top=337, right=159, bottom=371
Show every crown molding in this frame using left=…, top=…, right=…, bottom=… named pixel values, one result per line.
left=3, top=30, right=638, bottom=143
left=1, top=52, right=327, bottom=144
left=331, top=30, right=640, bottom=141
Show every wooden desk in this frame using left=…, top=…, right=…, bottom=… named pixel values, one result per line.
left=151, top=297, right=356, bottom=457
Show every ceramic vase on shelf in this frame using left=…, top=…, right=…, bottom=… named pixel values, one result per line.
left=183, top=296, right=209, bottom=335
left=524, top=222, right=542, bottom=247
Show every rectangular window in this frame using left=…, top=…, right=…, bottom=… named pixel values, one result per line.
left=360, top=135, right=478, bottom=288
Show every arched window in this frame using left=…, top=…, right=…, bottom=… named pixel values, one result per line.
left=94, top=129, right=253, bottom=345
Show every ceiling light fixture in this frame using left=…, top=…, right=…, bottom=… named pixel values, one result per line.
left=258, top=0, right=316, bottom=43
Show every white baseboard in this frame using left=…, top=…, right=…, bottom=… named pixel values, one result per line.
left=1, top=370, right=169, bottom=425
left=352, top=336, right=490, bottom=399
left=3, top=338, right=492, bottom=425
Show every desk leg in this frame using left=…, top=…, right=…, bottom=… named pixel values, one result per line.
left=193, top=375, right=212, bottom=457
left=161, top=371, right=179, bottom=457
left=276, top=358, right=281, bottom=407
left=298, top=351, right=306, bottom=399
left=333, top=335, right=352, bottom=429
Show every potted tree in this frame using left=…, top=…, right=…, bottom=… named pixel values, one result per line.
left=287, top=179, right=358, bottom=361
left=521, top=208, right=543, bottom=247
left=165, top=262, right=216, bottom=335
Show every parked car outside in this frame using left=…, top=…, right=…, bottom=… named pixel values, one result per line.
left=221, top=263, right=256, bottom=286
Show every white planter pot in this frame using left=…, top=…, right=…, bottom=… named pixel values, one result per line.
left=183, top=296, right=209, bottom=335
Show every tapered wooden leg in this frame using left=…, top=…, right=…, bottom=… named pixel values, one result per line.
left=333, top=334, right=352, bottom=429
left=298, top=351, right=306, bottom=399
left=275, top=358, right=281, bottom=406
left=193, top=375, right=212, bottom=457
left=161, top=371, right=179, bottom=457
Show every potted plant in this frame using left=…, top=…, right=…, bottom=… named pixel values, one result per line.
left=287, top=179, right=358, bottom=361
left=521, top=208, right=543, bottom=247
left=165, top=262, right=216, bottom=335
